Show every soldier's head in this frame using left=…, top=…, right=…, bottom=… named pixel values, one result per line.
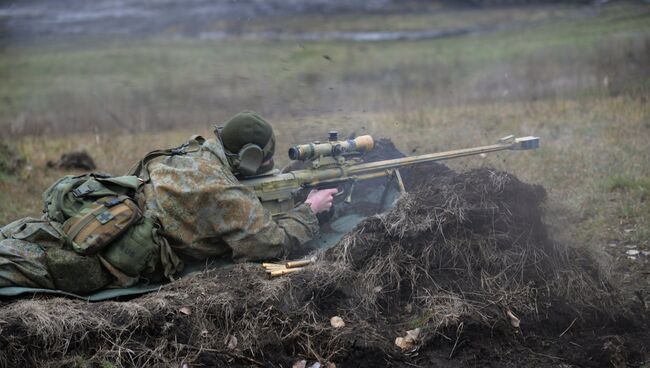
left=215, top=111, right=276, bottom=177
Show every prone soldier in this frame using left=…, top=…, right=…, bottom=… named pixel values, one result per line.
left=0, top=111, right=337, bottom=294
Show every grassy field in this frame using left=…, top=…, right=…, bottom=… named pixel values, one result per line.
left=1, top=2, right=648, bottom=135
left=0, top=2, right=649, bottom=266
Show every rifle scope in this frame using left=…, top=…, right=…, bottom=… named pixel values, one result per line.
left=288, top=134, right=374, bottom=161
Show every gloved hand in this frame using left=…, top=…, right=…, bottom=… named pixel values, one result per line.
left=305, top=188, right=338, bottom=214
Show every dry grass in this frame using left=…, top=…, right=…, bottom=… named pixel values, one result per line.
left=333, top=168, right=620, bottom=322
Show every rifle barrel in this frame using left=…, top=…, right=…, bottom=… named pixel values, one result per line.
left=308, top=137, right=539, bottom=186
left=349, top=143, right=509, bottom=174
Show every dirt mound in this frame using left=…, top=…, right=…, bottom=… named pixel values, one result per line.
left=46, top=151, right=96, bottom=171
left=0, top=143, right=648, bottom=367
left=333, top=168, right=606, bottom=317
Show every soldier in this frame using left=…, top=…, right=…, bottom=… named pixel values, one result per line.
left=0, top=111, right=337, bottom=294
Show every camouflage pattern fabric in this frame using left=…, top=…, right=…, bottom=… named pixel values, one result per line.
left=144, top=137, right=320, bottom=263
left=0, top=217, right=59, bottom=289
left=0, top=217, right=113, bottom=292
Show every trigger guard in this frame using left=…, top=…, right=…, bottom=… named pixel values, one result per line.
left=317, top=205, right=336, bottom=224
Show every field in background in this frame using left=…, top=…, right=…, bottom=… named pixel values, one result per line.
left=1, top=3, right=648, bottom=136
left=0, top=2, right=649, bottom=281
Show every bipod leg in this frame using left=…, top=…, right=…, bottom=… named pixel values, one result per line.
left=378, top=169, right=405, bottom=212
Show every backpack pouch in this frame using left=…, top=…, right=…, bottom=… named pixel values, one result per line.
left=102, top=216, right=160, bottom=277
left=43, top=174, right=141, bottom=223
left=63, top=196, right=142, bottom=255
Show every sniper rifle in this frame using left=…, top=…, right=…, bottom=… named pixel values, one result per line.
left=240, top=132, right=539, bottom=216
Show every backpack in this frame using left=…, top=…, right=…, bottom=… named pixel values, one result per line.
left=42, top=173, right=144, bottom=255
left=40, top=139, right=201, bottom=283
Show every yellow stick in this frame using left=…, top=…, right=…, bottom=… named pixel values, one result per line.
left=285, top=260, right=313, bottom=269
left=262, top=262, right=284, bottom=268
left=269, top=267, right=304, bottom=278
left=265, top=267, right=287, bottom=272
left=263, top=264, right=286, bottom=269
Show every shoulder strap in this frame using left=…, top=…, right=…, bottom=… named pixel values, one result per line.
left=127, top=136, right=205, bottom=178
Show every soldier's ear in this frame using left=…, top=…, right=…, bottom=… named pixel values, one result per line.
left=238, top=143, right=264, bottom=176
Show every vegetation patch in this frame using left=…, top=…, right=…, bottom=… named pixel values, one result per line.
left=605, top=175, right=650, bottom=194
left=0, top=140, right=25, bottom=177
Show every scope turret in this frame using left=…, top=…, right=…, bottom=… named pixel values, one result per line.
left=288, top=134, right=374, bottom=161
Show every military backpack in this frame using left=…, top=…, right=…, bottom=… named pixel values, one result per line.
left=42, top=173, right=162, bottom=282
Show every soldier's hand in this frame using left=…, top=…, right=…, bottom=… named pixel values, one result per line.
left=305, top=188, right=338, bottom=214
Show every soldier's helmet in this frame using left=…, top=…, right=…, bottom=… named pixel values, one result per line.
left=215, top=111, right=276, bottom=177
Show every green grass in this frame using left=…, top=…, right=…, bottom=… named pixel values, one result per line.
left=604, top=175, right=650, bottom=193
left=598, top=174, right=650, bottom=248
left=99, top=361, right=117, bottom=368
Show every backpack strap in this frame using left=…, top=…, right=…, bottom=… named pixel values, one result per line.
left=126, top=136, right=205, bottom=180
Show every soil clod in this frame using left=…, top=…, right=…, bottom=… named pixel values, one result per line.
left=46, top=150, right=96, bottom=170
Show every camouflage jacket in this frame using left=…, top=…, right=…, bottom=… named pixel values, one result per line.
left=143, top=137, right=320, bottom=264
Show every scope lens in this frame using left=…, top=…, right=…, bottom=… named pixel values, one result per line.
left=288, top=147, right=299, bottom=160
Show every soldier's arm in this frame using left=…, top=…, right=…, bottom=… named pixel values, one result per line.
left=215, top=185, right=320, bottom=262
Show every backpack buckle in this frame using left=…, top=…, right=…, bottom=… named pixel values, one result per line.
left=103, top=197, right=123, bottom=207
left=72, top=185, right=94, bottom=197
left=170, top=143, right=189, bottom=155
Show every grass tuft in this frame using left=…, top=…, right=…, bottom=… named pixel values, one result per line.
left=604, top=175, right=650, bottom=194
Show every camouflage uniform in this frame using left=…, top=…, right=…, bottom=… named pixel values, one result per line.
left=0, top=136, right=319, bottom=293
left=143, top=137, right=319, bottom=263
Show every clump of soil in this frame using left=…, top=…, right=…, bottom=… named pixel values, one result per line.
left=47, top=151, right=96, bottom=171
left=0, top=140, right=647, bottom=367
